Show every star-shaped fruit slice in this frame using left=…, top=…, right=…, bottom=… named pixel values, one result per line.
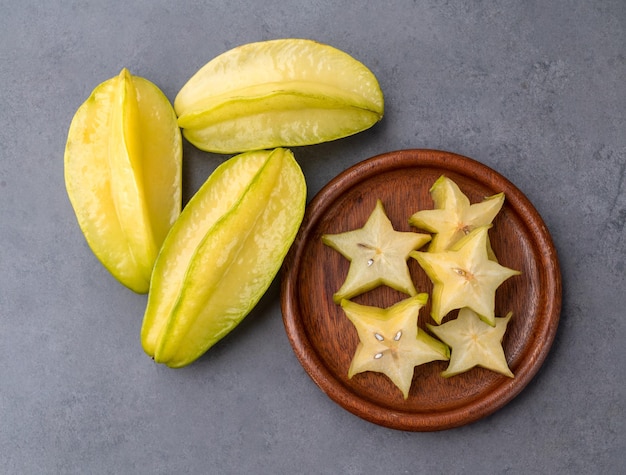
left=341, top=294, right=450, bottom=399
left=322, top=199, right=431, bottom=303
left=410, top=226, right=520, bottom=326
left=409, top=175, right=504, bottom=257
left=428, top=307, right=514, bottom=378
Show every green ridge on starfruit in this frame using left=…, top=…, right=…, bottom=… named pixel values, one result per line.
left=174, top=38, right=384, bottom=153
left=141, top=148, right=306, bottom=368
left=64, top=68, right=182, bottom=293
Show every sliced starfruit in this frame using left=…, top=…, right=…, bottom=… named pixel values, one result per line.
left=342, top=295, right=450, bottom=399
left=409, top=175, right=504, bottom=258
left=428, top=308, right=514, bottom=378
left=322, top=199, right=431, bottom=303
left=411, top=226, right=520, bottom=326
left=141, top=148, right=306, bottom=368
left=64, top=68, right=182, bottom=293
left=174, top=38, right=384, bottom=153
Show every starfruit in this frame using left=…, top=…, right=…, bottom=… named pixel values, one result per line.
left=141, top=148, right=306, bottom=368
left=409, top=175, right=504, bottom=256
left=322, top=199, right=431, bottom=303
left=64, top=69, right=182, bottom=293
left=342, top=295, right=450, bottom=399
left=411, top=226, right=520, bottom=326
left=174, top=38, right=384, bottom=153
left=428, top=308, right=514, bottom=378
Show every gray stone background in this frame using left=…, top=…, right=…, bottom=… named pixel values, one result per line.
left=1, top=1, right=624, bottom=473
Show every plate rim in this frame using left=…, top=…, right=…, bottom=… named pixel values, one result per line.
left=281, top=148, right=562, bottom=431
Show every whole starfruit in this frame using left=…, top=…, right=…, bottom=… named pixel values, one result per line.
left=174, top=38, right=384, bottom=153
left=141, top=148, right=306, bottom=368
left=64, top=69, right=182, bottom=293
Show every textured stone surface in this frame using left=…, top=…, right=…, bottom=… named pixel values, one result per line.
left=1, top=1, right=624, bottom=473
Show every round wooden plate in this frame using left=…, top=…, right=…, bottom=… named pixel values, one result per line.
left=281, top=149, right=561, bottom=431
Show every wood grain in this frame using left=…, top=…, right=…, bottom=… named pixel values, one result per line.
left=281, top=149, right=562, bottom=431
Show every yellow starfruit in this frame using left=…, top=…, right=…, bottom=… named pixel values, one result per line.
left=64, top=69, right=182, bottom=293
left=174, top=38, right=384, bottom=153
left=141, top=148, right=306, bottom=368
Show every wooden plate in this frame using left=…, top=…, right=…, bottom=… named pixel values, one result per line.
left=281, top=149, right=561, bottom=431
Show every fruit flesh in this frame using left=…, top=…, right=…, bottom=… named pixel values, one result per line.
left=174, top=38, right=384, bottom=153
left=322, top=199, right=431, bottom=303
left=64, top=69, right=182, bottom=293
left=342, top=295, right=449, bottom=399
left=409, top=175, right=504, bottom=257
left=141, top=148, right=306, bottom=368
left=411, top=226, right=520, bottom=326
left=428, top=308, right=514, bottom=378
